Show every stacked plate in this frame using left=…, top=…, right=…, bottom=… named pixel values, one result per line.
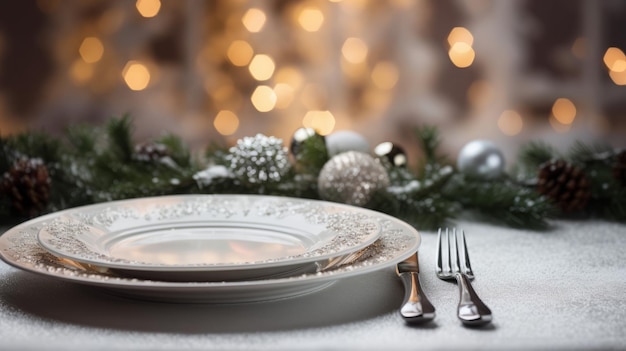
left=0, top=194, right=420, bottom=303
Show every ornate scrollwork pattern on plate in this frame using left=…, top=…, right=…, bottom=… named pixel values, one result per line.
left=38, top=196, right=382, bottom=267
left=0, top=215, right=418, bottom=285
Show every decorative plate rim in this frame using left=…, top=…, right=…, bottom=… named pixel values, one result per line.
left=35, top=195, right=384, bottom=273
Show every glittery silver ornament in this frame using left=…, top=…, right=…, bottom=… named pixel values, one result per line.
left=325, top=130, right=370, bottom=156
left=457, top=140, right=505, bottom=179
left=318, top=151, right=390, bottom=206
left=226, top=134, right=291, bottom=185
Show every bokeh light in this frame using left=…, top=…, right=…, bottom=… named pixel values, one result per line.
left=447, top=27, right=474, bottom=47
left=551, top=98, right=576, bottom=125
left=298, top=7, right=324, bottom=32
left=213, top=110, right=240, bottom=136
left=302, top=110, right=335, bottom=135
left=371, top=61, right=399, bottom=90
left=227, top=40, right=254, bottom=67
left=605, top=47, right=626, bottom=85
left=242, top=8, right=266, bottom=33
left=251, top=85, right=277, bottom=112
left=79, top=37, right=104, bottom=63
left=135, top=0, right=161, bottom=18
left=447, top=27, right=475, bottom=68
left=342, top=37, right=368, bottom=64
left=497, top=110, right=523, bottom=136
left=248, top=54, right=275, bottom=81
left=603, top=47, right=626, bottom=71
left=448, top=42, right=475, bottom=68
left=122, top=61, right=151, bottom=91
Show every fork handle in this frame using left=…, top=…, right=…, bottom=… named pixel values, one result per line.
left=455, top=273, right=492, bottom=326
left=398, top=272, right=436, bottom=323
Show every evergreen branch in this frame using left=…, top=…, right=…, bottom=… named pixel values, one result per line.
left=157, top=134, right=192, bottom=168
left=415, top=125, right=444, bottom=165
left=106, top=115, right=135, bottom=163
left=386, top=164, right=419, bottom=186
left=2, top=120, right=625, bottom=230
left=601, top=188, right=626, bottom=221
left=518, top=141, right=557, bottom=170
left=65, top=124, right=98, bottom=156
left=1, top=131, right=63, bottom=165
left=204, top=141, right=230, bottom=165
left=368, top=189, right=456, bottom=231
left=443, top=174, right=555, bottom=229
left=583, top=162, right=626, bottom=221
left=0, top=137, right=15, bottom=171
left=567, top=140, right=614, bottom=166
left=373, top=165, right=456, bottom=230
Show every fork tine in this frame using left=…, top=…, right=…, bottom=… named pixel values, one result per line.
left=450, top=228, right=460, bottom=273
left=459, top=230, right=474, bottom=277
left=436, top=228, right=443, bottom=275
left=444, top=228, right=452, bottom=274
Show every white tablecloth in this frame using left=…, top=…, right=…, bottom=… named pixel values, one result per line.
left=1, top=219, right=625, bottom=350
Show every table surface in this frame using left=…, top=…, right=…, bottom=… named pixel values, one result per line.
left=0, top=218, right=625, bottom=351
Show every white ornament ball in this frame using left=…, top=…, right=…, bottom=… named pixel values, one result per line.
left=325, top=130, right=370, bottom=157
left=457, top=140, right=505, bottom=179
left=318, top=151, right=390, bottom=206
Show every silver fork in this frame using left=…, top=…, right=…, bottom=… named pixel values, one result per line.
left=436, top=228, right=492, bottom=326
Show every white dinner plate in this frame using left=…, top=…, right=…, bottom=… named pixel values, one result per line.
left=0, top=207, right=420, bottom=303
left=36, top=195, right=382, bottom=281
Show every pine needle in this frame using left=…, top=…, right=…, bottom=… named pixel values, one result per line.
left=106, top=115, right=134, bottom=163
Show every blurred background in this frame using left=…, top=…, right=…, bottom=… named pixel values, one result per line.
left=0, top=0, right=625, bottom=167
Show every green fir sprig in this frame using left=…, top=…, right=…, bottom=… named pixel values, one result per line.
left=1, top=117, right=625, bottom=230
left=441, top=174, right=555, bottom=229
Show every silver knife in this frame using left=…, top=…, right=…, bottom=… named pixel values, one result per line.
left=396, top=252, right=436, bottom=323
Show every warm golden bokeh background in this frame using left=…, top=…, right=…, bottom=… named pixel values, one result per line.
left=0, top=0, right=625, bottom=168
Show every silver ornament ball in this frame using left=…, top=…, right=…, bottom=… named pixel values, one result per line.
left=457, top=140, right=505, bottom=179
left=325, top=130, right=370, bottom=157
left=318, top=151, right=390, bottom=206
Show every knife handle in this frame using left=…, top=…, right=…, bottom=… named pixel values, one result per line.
left=398, top=271, right=436, bottom=323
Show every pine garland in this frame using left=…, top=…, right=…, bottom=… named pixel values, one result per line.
left=441, top=174, right=554, bottom=229
left=1, top=116, right=625, bottom=230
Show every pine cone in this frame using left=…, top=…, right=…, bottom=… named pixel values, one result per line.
left=134, top=142, right=169, bottom=162
left=612, top=150, right=626, bottom=186
left=1, top=158, right=51, bottom=217
left=537, top=159, right=591, bottom=212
